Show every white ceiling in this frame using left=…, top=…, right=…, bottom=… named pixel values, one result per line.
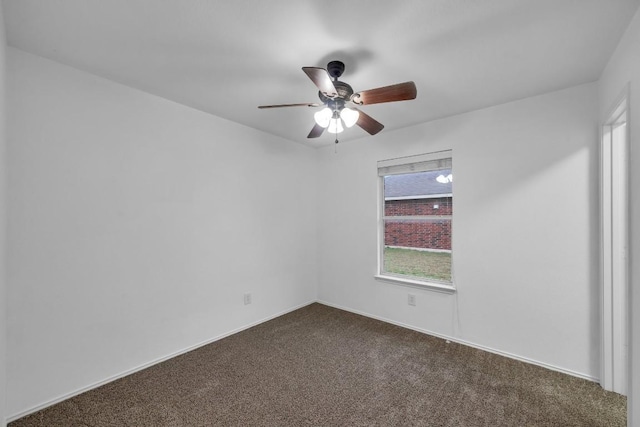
left=3, top=0, right=639, bottom=147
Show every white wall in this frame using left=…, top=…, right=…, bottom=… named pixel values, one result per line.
left=317, top=83, right=600, bottom=380
left=5, top=11, right=637, bottom=423
left=598, top=6, right=640, bottom=425
left=6, top=48, right=318, bottom=418
left=0, top=4, right=7, bottom=427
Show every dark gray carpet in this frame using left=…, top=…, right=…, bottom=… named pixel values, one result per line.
left=10, top=303, right=626, bottom=426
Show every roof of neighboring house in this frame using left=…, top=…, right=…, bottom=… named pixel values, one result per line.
left=384, top=169, right=452, bottom=199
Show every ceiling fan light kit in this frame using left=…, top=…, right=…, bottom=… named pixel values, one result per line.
left=313, top=107, right=359, bottom=132
left=339, top=107, right=359, bottom=128
left=313, top=107, right=333, bottom=128
left=327, top=117, right=344, bottom=135
left=258, top=60, right=417, bottom=143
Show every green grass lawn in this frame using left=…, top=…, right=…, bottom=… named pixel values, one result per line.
left=384, top=247, right=451, bottom=282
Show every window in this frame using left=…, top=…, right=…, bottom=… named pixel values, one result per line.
left=376, top=151, right=454, bottom=291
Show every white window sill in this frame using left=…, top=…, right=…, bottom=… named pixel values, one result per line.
left=374, top=274, right=456, bottom=294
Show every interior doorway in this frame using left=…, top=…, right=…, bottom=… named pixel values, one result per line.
left=601, top=91, right=629, bottom=395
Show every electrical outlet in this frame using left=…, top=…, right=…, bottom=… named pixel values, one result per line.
left=408, top=294, right=416, bottom=306
left=244, top=293, right=252, bottom=305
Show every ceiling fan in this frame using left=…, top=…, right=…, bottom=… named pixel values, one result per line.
left=258, top=60, right=417, bottom=141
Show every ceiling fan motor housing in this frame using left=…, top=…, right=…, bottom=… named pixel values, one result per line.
left=318, top=80, right=354, bottom=108
left=318, top=61, right=353, bottom=108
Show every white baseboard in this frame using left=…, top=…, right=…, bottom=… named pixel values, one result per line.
left=7, top=300, right=316, bottom=423
left=7, top=298, right=600, bottom=423
left=317, top=300, right=600, bottom=383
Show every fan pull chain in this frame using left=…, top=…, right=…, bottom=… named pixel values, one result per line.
left=334, top=107, right=339, bottom=152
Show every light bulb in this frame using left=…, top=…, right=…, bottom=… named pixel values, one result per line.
left=314, top=107, right=332, bottom=128
left=327, top=118, right=344, bottom=134
left=340, top=108, right=359, bottom=128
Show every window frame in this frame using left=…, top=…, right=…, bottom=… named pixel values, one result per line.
left=375, top=150, right=455, bottom=294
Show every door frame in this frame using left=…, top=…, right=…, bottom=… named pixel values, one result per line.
left=600, top=86, right=630, bottom=395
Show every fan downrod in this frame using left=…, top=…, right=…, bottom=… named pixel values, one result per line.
left=326, top=60, right=345, bottom=80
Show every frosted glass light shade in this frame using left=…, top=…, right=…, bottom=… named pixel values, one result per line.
left=314, top=107, right=333, bottom=128
left=327, top=118, right=344, bottom=134
left=340, top=108, right=359, bottom=128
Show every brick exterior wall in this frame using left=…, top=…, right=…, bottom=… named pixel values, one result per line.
left=384, top=197, right=452, bottom=250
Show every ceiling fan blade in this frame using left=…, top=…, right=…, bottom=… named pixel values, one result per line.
left=355, top=109, right=384, bottom=135
left=351, top=81, right=417, bottom=105
left=302, top=67, right=339, bottom=98
left=307, top=123, right=325, bottom=138
left=258, top=103, right=321, bottom=109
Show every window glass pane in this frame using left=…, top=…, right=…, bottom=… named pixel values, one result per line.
left=385, top=197, right=452, bottom=217
left=381, top=167, right=452, bottom=284
left=383, top=246, right=452, bottom=283
left=384, top=218, right=452, bottom=251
